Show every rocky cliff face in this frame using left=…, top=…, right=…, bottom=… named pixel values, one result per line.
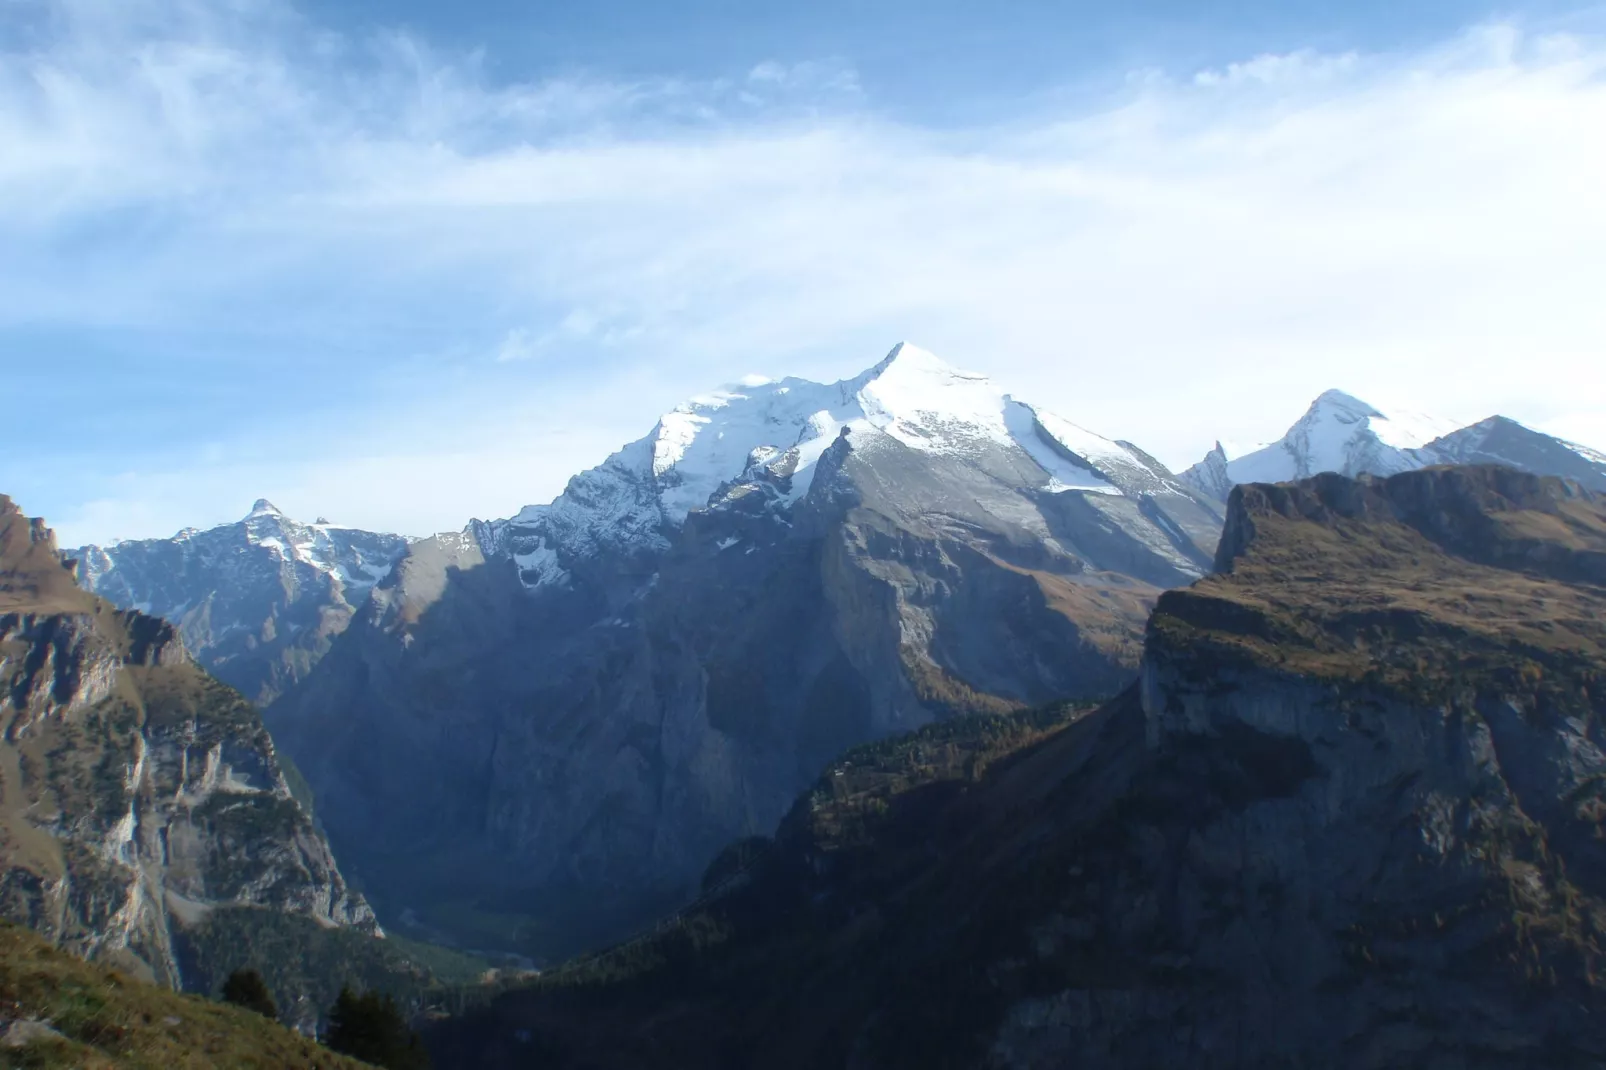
left=269, top=344, right=1226, bottom=956
left=993, top=466, right=1606, bottom=1066
left=429, top=465, right=1606, bottom=1070
left=1004, top=464, right=1606, bottom=1067
left=0, top=495, right=376, bottom=992
left=73, top=501, right=410, bottom=707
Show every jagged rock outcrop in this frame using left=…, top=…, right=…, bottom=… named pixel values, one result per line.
left=428, top=465, right=1606, bottom=1070
left=0, top=495, right=376, bottom=993
left=270, top=344, right=1227, bottom=957
left=73, top=501, right=410, bottom=706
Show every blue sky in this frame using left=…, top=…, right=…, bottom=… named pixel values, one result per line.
left=3, top=0, right=1605, bottom=543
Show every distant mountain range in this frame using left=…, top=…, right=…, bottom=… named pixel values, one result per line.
left=73, top=501, right=410, bottom=706
left=67, top=344, right=1606, bottom=960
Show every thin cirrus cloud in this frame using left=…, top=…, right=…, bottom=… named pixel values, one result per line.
left=2, top=0, right=1604, bottom=545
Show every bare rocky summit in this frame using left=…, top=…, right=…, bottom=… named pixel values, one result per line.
left=73, top=500, right=410, bottom=707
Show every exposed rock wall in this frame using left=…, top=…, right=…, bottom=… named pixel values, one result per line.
left=73, top=502, right=410, bottom=706
left=986, top=466, right=1606, bottom=1067
left=0, top=495, right=375, bottom=990
left=271, top=422, right=1191, bottom=958
left=422, top=466, right=1606, bottom=1070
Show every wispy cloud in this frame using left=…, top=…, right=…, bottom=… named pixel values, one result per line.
left=494, top=327, right=538, bottom=363
left=3, top=1, right=1604, bottom=543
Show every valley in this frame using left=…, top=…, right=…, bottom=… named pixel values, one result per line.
left=11, top=344, right=1605, bottom=1068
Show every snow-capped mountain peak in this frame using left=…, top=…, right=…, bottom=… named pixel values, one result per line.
left=1185, top=441, right=1233, bottom=500
left=81, top=505, right=408, bottom=597
left=1301, top=389, right=1459, bottom=453
left=1437, top=416, right=1606, bottom=469
left=1182, top=388, right=1460, bottom=495
left=73, top=506, right=412, bottom=704
left=1181, top=391, right=1606, bottom=500
left=1424, top=415, right=1606, bottom=490
left=637, top=342, right=1046, bottom=516
left=486, top=342, right=1217, bottom=591
left=855, top=342, right=1016, bottom=454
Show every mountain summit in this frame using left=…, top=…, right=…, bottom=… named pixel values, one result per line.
left=477, top=343, right=1220, bottom=593
left=270, top=343, right=1228, bottom=957
left=74, top=506, right=410, bottom=705
left=1182, top=389, right=1606, bottom=497
left=1181, top=389, right=1458, bottom=495
left=1428, top=415, right=1606, bottom=489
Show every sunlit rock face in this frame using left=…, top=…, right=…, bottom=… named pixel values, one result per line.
left=0, top=495, right=375, bottom=991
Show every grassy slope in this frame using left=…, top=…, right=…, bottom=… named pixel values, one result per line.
left=1152, top=467, right=1606, bottom=705
left=0, top=922, right=372, bottom=1069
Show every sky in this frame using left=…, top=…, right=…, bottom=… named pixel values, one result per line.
left=3, top=0, right=1605, bottom=545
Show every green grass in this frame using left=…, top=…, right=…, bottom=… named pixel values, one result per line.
left=379, top=936, right=496, bottom=988
left=0, top=921, right=373, bottom=1069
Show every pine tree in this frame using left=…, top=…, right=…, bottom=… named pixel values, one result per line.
left=220, top=967, right=278, bottom=1020
left=324, top=986, right=431, bottom=1070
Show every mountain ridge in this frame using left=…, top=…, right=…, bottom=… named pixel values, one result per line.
left=65, top=345, right=1606, bottom=970
left=72, top=355, right=1603, bottom=731
left=266, top=343, right=1228, bottom=959
left=73, top=503, right=411, bottom=706
left=1181, top=389, right=1606, bottom=497
left=474, top=342, right=1221, bottom=592
left=428, top=463, right=1606, bottom=1069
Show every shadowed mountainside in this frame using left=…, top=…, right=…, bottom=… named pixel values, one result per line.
left=269, top=350, right=1223, bottom=960
left=428, top=465, right=1606, bottom=1069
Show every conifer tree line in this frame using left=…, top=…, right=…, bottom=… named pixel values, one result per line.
left=221, top=967, right=431, bottom=1069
